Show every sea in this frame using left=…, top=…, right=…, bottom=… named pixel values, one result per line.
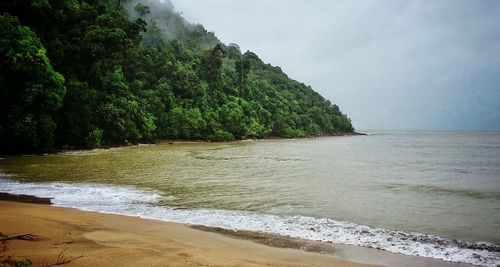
left=0, top=131, right=499, bottom=266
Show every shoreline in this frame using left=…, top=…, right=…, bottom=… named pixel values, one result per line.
left=0, top=194, right=473, bottom=267
left=56, top=132, right=367, bottom=155
left=0, top=200, right=371, bottom=267
left=0, top=131, right=366, bottom=156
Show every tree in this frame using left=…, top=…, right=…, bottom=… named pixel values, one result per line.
left=0, top=0, right=354, bottom=152
left=203, top=43, right=226, bottom=93
left=95, top=66, right=156, bottom=144
left=217, top=99, right=246, bottom=138
left=235, top=55, right=251, bottom=85
left=0, top=14, right=66, bottom=152
left=134, top=3, right=151, bottom=18
left=165, top=107, right=206, bottom=139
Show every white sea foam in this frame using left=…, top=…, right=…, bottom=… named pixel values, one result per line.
left=1, top=177, right=498, bottom=267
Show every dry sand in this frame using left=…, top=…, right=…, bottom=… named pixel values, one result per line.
left=0, top=201, right=373, bottom=266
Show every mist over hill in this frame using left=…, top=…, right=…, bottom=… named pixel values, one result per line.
left=124, top=0, right=220, bottom=48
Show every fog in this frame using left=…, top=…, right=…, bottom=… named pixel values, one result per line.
left=166, top=0, right=499, bottom=130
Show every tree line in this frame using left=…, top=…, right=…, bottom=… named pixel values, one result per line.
left=0, top=0, right=354, bottom=153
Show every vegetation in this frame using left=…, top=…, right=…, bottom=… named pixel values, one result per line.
left=0, top=0, right=354, bottom=153
left=1, top=232, right=34, bottom=267
left=0, top=258, right=32, bottom=267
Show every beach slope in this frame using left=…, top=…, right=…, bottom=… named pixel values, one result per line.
left=0, top=201, right=371, bottom=266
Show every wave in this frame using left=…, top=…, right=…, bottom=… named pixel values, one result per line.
left=190, top=152, right=311, bottom=162
left=0, top=177, right=498, bottom=267
left=379, top=183, right=500, bottom=200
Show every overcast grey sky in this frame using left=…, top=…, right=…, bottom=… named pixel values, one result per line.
left=169, top=0, right=500, bottom=130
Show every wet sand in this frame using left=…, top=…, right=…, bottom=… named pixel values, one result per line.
left=0, top=192, right=475, bottom=267
left=0, top=201, right=372, bottom=266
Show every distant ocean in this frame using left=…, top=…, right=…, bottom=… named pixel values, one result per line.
left=1, top=131, right=499, bottom=266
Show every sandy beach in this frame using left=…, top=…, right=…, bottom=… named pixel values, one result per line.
left=0, top=201, right=372, bottom=266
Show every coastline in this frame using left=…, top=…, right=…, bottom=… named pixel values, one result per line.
left=0, top=200, right=370, bottom=267
left=0, top=196, right=474, bottom=267
left=1, top=133, right=497, bottom=266
left=0, top=131, right=365, bottom=156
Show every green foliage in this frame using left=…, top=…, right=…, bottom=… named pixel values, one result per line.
left=208, top=130, right=234, bottom=142
left=0, top=0, right=354, bottom=152
left=85, top=128, right=103, bottom=148
left=0, top=256, right=32, bottom=267
left=281, top=128, right=308, bottom=138
left=165, top=107, right=206, bottom=139
left=245, top=118, right=266, bottom=138
left=0, top=14, right=66, bottom=152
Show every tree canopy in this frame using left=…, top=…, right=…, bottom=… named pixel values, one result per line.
left=0, top=0, right=354, bottom=153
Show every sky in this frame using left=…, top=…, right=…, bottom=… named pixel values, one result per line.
left=169, top=0, right=500, bottom=131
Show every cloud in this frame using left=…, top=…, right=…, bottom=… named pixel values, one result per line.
left=170, top=0, right=500, bottom=130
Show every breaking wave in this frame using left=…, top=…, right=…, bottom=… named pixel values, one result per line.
left=1, top=177, right=498, bottom=267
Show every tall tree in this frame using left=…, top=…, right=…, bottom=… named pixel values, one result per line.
left=0, top=14, right=66, bottom=152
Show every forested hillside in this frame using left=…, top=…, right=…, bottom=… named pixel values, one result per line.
left=0, top=0, right=354, bottom=153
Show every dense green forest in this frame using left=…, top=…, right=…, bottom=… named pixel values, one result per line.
left=0, top=0, right=354, bottom=153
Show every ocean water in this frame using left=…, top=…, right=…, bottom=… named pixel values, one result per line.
left=0, top=131, right=499, bottom=266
